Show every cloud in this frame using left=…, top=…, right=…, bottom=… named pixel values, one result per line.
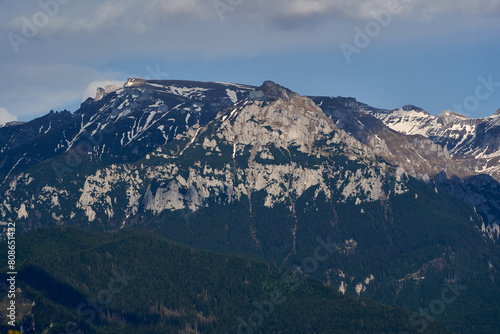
left=5, top=0, right=214, bottom=37
left=5, top=0, right=500, bottom=35
left=0, top=63, right=127, bottom=119
left=4, top=0, right=500, bottom=46
left=149, top=0, right=213, bottom=21
left=286, top=1, right=330, bottom=17
left=273, top=0, right=500, bottom=23
left=0, top=107, right=18, bottom=125
left=83, top=80, right=126, bottom=101
left=147, top=0, right=500, bottom=22
left=68, top=0, right=142, bottom=33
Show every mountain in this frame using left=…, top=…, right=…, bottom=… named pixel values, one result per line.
left=368, top=106, right=500, bottom=180
left=1, top=80, right=409, bottom=233
left=310, top=97, right=500, bottom=242
left=0, top=79, right=256, bottom=181
left=1, top=79, right=500, bottom=333
left=310, top=98, right=500, bottom=182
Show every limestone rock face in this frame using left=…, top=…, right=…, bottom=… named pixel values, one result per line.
left=1, top=81, right=410, bottom=231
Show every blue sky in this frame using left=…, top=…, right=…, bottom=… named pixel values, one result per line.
left=1, top=0, right=500, bottom=124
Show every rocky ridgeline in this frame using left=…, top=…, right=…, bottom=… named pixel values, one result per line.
left=0, top=79, right=499, bottom=241
left=1, top=82, right=410, bottom=233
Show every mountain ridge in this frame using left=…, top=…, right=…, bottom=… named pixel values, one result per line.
left=1, top=78, right=499, bottom=242
left=1, top=78, right=500, bottom=332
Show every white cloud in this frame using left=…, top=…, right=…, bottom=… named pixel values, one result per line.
left=144, top=0, right=500, bottom=22
left=70, top=1, right=137, bottom=33
left=286, top=0, right=329, bottom=17
left=0, top=107, right=18, bottom=125
left=149, top=0, right=212, bottom=21
left=0, top=63, right=127, bottom=119
left=278, top=0, right=500, bottom=21
left=83, top=80, right=126, bottom=101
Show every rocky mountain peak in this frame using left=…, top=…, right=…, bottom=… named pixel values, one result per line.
left=401, top=105, right=428, bottom=114
left=495, top=108, right=500, bottom=116
left=212, top=84, right=336, bottom=155
left=438, top=109, right=468, bottom=126
left=260, top=80, right=296, bottom=99
left=95, top=84, right=120, bottom=101
left=124, top=77, right=146, bottom=88
left=248, top=80, right=298, bottom=102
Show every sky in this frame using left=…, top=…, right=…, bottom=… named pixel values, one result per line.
left=1, top=0, right=500, bottom=125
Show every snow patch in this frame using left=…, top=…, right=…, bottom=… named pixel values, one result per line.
left=226, top=89, right=238, bottom=104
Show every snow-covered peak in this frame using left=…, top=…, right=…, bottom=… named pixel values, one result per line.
left=0, top=121, right=24, bottom=129
left=438, top=110, right=468, bottom=126
left=366, top=106, right=439, bottom=137
left=359, top=102, right=500, bottom=180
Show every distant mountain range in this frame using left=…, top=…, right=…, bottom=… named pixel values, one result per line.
left=1, top=79, right=499, bottom=333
